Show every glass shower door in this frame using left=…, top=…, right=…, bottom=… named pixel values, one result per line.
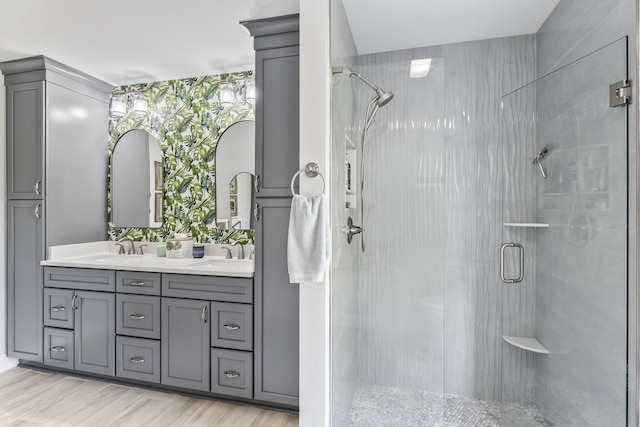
left=501, top=38, right=628, bottom=426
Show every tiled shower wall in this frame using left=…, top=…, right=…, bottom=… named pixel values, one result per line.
left=351, top=35, right=535, bottom=401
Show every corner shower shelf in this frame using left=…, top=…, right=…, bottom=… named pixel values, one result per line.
left=503, top=223, right=549, bottom=228
left=502, top=336, right=549, bottom=354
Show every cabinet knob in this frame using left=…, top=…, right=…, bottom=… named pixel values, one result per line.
left=51, top=306, right=66, bottom=312
left=51, top=346, right=65, bottom=352
left=130, top=357, right=145, bottom=364
left=224, top=370, right=240, bottom=379
left=130, top=314, right=145, bottom=320
left=223, top=324, right=240, bottom=331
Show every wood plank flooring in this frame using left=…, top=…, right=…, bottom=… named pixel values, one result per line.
left=0, top=368, right=299, bottom=427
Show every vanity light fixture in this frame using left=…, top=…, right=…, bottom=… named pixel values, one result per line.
left=110, top=90, right=149, bottom=117
left=219, top=82, right=236, bottom=108
left=244, top=80, right=256, bottom=105
left=219, top=79, right=256, bottom=108
left=111, top=91, right=127, bottom=117
left=132, top=92, right=149, bottom=115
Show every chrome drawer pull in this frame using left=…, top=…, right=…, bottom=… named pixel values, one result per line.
left=130, top=314, right=145, bottom=320
left=224, top=370, right=240, bottom=379
left=129, top=281, right=146, bottom=287
left=202, top=306, right=208, bottom=323
left=51, top=306, right=66, bottom=312
left=34, top=180, right=41, bottom=196
left=223, top=324, right=240, bottom=331
left=130, top=357, right=145, bottom=364
left=52, top=346, right=65, bottom=352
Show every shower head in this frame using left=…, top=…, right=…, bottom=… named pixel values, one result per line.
left=333, top=67, right=394, bottom=107
left=375, top=89, right=394, bottom=106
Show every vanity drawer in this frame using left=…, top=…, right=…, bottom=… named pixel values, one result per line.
left=116, top=294, right=160, bottom=339
left=44, top=267, right=115, bottom=292
left=211, top=348, right=253, bottom=399
left=116, top=336, right=160, bottom=383
left=162, top=274, right=253, bottom=303
left=44, top=327, right=74, bottom=370
left=211, top=302, right=253, bottom=351
left=116, top=271, right=161, bottom=296
left=44, top=288, right=74, bottom=329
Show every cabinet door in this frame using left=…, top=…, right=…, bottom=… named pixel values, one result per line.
left=74, top=291, right=115, bottom=376
left=7, top=200, right=44, bottom=361
left=254, top=198, right=299, bottom=406
left=6, top=81, right=45, bottom=200
left=161, top=298, right=210, bottom=391
left=255, top=46, right=300, bottom=198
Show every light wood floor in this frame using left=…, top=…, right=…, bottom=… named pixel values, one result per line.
left=0, top=368, right=299, bottom=427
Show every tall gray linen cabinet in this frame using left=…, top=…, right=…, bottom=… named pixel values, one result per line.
left=241, top=14, right=300, bottom=408
left=1, top=56, right=112, bottom=362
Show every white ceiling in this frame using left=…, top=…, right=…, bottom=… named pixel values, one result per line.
left=343, top=0, right=561, bottom=55
left=0, top=0, right=255, bottom=86
left=0, top=0, right=561, bottom=87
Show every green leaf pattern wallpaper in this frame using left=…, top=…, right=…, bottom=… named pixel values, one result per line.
left=108, top=72, right=255, bottom=244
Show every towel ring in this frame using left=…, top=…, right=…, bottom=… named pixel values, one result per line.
left=291, top=162, right=325, bottom=195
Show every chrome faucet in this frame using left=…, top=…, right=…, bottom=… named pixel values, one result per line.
left=119, top=237, right=135, bottom=255
left=231, top=242, right=245, bottom=260
left=221, top=247, right=233, bottom=259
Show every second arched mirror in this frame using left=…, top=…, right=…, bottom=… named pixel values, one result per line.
left=215, top=121, right=255, bottom=230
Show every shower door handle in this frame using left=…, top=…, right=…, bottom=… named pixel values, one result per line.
left=500, top=243, right=524, bottom=283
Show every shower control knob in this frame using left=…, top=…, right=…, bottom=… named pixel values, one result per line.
left=342, top=216, right=362, bottom=244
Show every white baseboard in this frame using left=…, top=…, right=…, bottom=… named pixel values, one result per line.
left=0, top=355, right=18, bottom=372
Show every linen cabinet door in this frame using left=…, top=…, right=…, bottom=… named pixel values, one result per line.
left=161, top=298, right=210, bottom=391
left=254, top=198, right=299, bottom=406
left=7, top=200, right=44, bottom=362
left=74, top=291, right=115, bottom=376
left=6, top=81, right=45, bottom=200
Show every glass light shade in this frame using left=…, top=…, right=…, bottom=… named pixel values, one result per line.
left=245, top=80, right=256, bottom=104
left=219, top=82, right=236, bottom=107
left=132, top=92, right=148, bottom=115
left=111, top=93, right=126, bottom=117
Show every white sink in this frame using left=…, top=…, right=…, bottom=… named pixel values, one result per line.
left=189, top=258, right=254, bottom=272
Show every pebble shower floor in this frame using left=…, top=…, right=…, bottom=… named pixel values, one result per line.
left=347, top=385, right=549, bottom=427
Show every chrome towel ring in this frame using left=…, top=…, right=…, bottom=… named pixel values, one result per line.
left=291, top=162, right=325, bottom=195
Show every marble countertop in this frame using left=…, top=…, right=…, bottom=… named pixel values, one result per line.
left=40, top=241, right=254, bottom=278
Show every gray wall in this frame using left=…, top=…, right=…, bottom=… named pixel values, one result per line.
left=348, top=34, right=535, bottom=401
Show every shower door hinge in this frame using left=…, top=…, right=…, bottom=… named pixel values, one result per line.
left=610, top=79, right=631, bottom=107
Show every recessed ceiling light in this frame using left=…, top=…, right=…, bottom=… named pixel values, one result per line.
left=410, top=58, right=431, bottom=78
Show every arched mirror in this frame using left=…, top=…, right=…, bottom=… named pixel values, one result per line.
left=111, top=129, right=163, bottom=228
left=215, top=121, right=255, bottom=230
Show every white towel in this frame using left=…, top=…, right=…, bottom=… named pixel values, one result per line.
left=287, top=193, right=330, bottom=283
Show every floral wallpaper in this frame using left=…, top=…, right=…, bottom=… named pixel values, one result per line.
left=108, top=72, right=255, bottom=244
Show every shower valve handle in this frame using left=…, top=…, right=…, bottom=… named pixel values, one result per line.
left=342, top=216, right=362, bottom=244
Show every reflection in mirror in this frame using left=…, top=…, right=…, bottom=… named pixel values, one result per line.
left=215, top=120, right=255, bottom=230
left=111, top=129, right=163, bottom=228
left=218, top=173, right=254, bottom=230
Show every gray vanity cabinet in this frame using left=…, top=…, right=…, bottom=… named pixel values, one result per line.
left=1, top=56, right=112, bottom=365
left=74, top=291, right=115, bottom=376
left=161, top=298, right=211, bottom=392
left=7, top=200, right=44, bottom=362
left=242, top=14, right=300, bottom=408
